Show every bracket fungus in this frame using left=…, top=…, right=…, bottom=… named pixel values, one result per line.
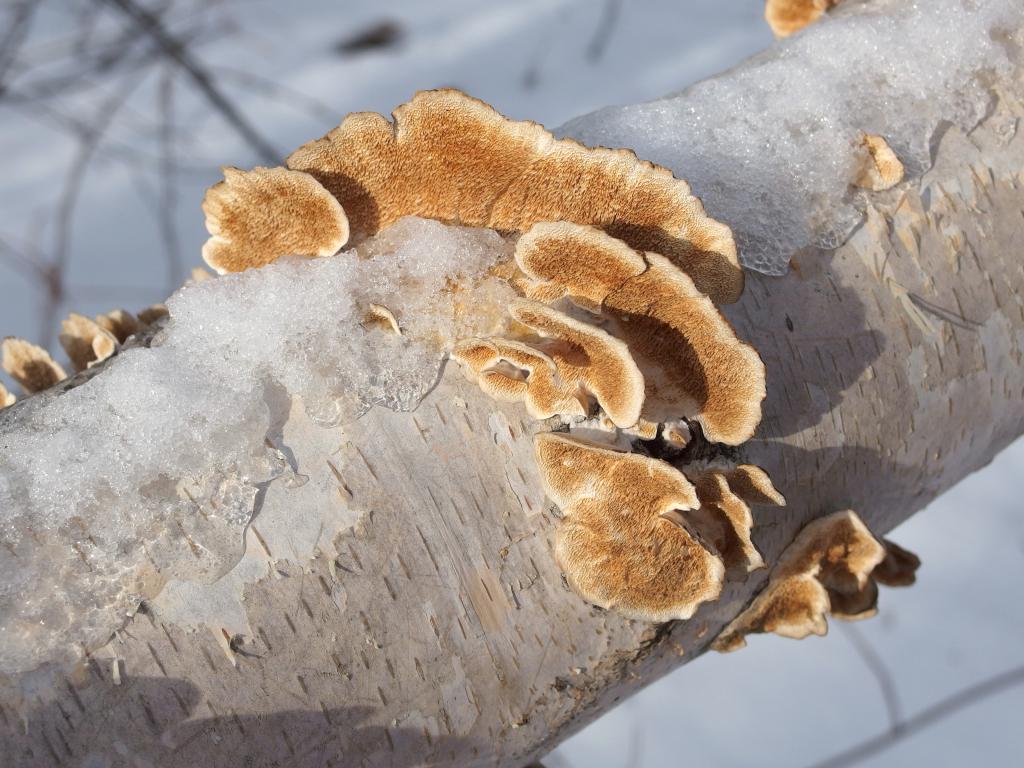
left=687, top=466, right=786, bottom=574
left=236, top=89, right=742, bottom=304
left=513, top=222, right=765, bottom=445
left=364, top=303, right=402, bottom=335
left=534, top=433, right=784, bottom=620
left=95, top=309, right=142, bottom=345
left=535, top=432, right=724, bottom=622
left=765, top=0, right=840, bottom=38
left=855, top=134, right=905, bottom=191
left=874, top=539, right=921, bottom=587
left=59, top=313, right=119, bottom=372
left=0, top=382, right=14, bottom=409
left=1, top=337, right=67, bottom=394
left=454, top=300, right=645, bottom=428
left=202, top=166, right=350, bottom=274
left=712, top=511, right=917, bottom=652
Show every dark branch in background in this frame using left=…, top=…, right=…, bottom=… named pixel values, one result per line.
left=157, top=66, right=184, bottom=292
left=333, top=19, right=404, bottom=57
left=44, top=68, right=151, bottom=344
left=807, top=665, right=1024, bottom=768
left=210, top=65, right=339, bottom=125
left=838, top=623, right=903, bottom=731
left=586, top=0, right=622, bottom=63
left=0, top=1, right=37, bottom=93
left=101, top=0, right=282, bottom=164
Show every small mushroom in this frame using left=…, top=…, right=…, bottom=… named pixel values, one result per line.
left=95, top=309, right=141, bottom=345
left=137, top=304, right=170, bottom=327
left=536, top=432, right=725, bottom=622
left=515, top=222, right=765, bottom=445
left=0, top=382, right=14, bottom=409
left=454, top=301, right=645, bottom=428
left=190, top=267, right=214, bottom=283
left=724, top=464, right=787, bottom=506
left=684, top=466, right=785, bottom=573
left=712, top=510, right=898, bottom=652
left=873, top=539, right=921, bottom=587
left=454, top=337, right=585, bottom=420
left=855, top=134, right=905, bottom=192
left=286, top=89, right=741, bottom=304
left=764, top=0, right=839, bottom=38
left=202, top=166, right=350, bottom=274
left=364, top=303, right=402, bottom=335
left=1, top=337, right=68, bottom=394
left=59, top=313, right=119, bottom=372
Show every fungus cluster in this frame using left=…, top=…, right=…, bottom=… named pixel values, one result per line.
left=712, top=511, right=920, bottom=652
left=1, top=304, right=174, bottom=409
left=188, top=88, right=781, bottom=622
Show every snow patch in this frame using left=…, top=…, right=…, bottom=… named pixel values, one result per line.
left=0, top=217, right=514, bottom=675
left=560, top=0, right=1023, bottom=275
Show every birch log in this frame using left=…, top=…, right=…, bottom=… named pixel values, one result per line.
left=3, top=20, right=1024, bottom=768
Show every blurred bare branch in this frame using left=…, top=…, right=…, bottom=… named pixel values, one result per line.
left=101, top=0, right=282, bottom=164
left=586, top=0, right=622, bottom=63
left=838, top=623, right=903, bottom=731
left=807, top=664, right=1024, bottom=768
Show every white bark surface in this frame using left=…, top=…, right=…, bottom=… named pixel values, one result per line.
left=2, top=9, right=1024, bottom=768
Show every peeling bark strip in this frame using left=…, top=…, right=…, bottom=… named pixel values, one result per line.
left=4, top=24, right=1024, bottom=768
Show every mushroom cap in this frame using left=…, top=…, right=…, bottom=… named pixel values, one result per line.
left=59, top=313, right=119, bottom=372
left=136, top=304, right=170, bottom=327
left=202, top=166, right=350, bottom=274
left=1, top=337, right=67, bottom=394
left=712, top=510, right=886, bottom=651
left=0, top=382, right=14, bottom=409
left=95, top=309, right=141, bottom=345
left=764, top=0, right=837, bottom=38
left=364, top=303, right=402, bottom=335
left=536, top=432, right=724, bottom=622
left=688, top=471, right=764, bottom=573
left=509, top=300, right=644, bottom=428
left=453, top=337, right=587, bottom=421
left=856, top=134, right=905, bottom=192
left=873, top=539, right=921, bottom=587
left=287, top=89, right=741, bottom=304
left=724, top=464, right=787, bottom=506
left=515, top=222, right=765, bottom=444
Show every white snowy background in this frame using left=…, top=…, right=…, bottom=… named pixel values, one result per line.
left=0, top=1, right=1020, bottom=766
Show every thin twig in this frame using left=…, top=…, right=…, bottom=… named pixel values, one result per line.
left=806, top=665, right=1024, bottom=768
left=157, top=65, right=183, bottom=292
left=838, top=622, right=902, bottom=731
left=586, top=0, right=622, bottom=63
left=43, top=67, right=151, bottom=343
left=101, top=0, right=282, bottom=164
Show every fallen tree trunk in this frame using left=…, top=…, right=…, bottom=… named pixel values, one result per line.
left=3, top=4, right=1024, bottom=767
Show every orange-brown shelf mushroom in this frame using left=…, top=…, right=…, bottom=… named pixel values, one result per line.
left=364, top=303, right=402, bottom=335
left=685, top=466, right=786, bottom=573
left=765, top=0, right=840, bottom=38
left=59, top=313, right=119, bottom=372
left=2, top=337, right=68, bottom=394
left=137, top=304, right=169, bottom=327
left=712, top=511, right=917, bottom=652
left=280, top=89, right=741, bottom=304
left=95, top=309, right=141, bottom=345
left=457, top=300, right=645, bottom=428
left=536, top=432, right=725, bottom=622
left=855, top=134, right=905, bottom=192
left=202, top=166, right=350, bottom=274
left=515, top=222, right=765, bottom=445
left=873, top=539, right=921, bottom=587
left=0, top=382, right=14, bottom=409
